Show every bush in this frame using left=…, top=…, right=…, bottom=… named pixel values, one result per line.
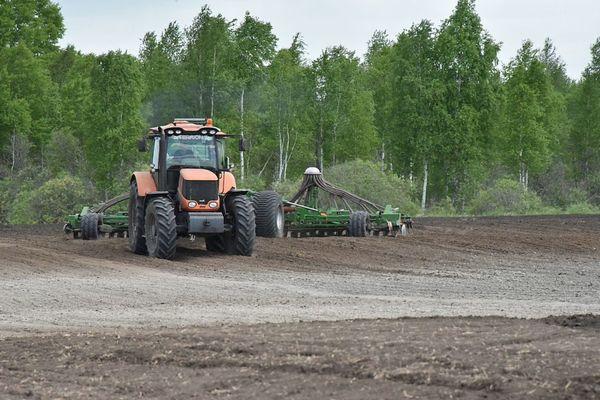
left=325, top=160, right=418, bottom=215
left=565, top=202, right=600, bottom=215
left=468, top=178, right=544, bottom=215
left=272, top=179, right=300, bottom=200
left=269, top=160, right=419, bottom=215
left=8, top=175, right=96, bottom=224
left=426, top=197, right=458, bottom=216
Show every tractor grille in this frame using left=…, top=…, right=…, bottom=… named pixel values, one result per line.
left=182, top=180, right=219, bottom=203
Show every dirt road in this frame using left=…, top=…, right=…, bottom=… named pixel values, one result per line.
left=0, top=216, right=599, bottom=398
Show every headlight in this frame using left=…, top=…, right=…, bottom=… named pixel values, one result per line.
left=188, top=201, right=198, bottom=208
left=208, top=201, right=218, bottom=209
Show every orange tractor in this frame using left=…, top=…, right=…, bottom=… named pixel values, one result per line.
left=129, top=118, right=283, bottom=260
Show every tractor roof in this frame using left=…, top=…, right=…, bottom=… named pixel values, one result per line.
left=148, top=119, right=229, bottom=136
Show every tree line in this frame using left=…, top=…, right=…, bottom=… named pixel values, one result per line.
left=1, top=0, right=600, bottom=223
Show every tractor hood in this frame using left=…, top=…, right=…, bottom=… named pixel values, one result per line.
left=180, top=168, right=218, bottom=182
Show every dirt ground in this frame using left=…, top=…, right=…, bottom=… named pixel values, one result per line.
left=0, top=215, right=599, bottom=398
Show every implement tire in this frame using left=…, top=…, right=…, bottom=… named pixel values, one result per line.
left=145, top=197, right=177, bottom=260
left=128, top=181, right=147, bottom=254
left=252, top=191, right=284, bottom=238
left=348, top=211, right=370, bottom=237
left=226, top=195, right=255, bottom=256
left=81, top=213, right=100, bottom=240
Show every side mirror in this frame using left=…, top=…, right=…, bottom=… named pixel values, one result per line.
left=239, top=137, right=249, bottom=152
left=138, top=138, right=147, bottom=152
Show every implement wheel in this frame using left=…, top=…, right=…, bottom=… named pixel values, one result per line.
left=128, top=181, right=147, bottom=254
left=81, top=213, right=100, bottom=240
left=348, top=211, right=370, bottom=237
left=226, top=195, right=255, bottom=256
left=145, top=197, right=177, bottom=260
left=252, top=191, right=284, bottom=238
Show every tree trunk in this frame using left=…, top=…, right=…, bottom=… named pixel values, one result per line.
left=331, top=93, right=341, bottom=165
left=10, top=131, right=16, bottom=176
left=240, top=87, right=245, bottom=182
left=380, top=141, right=385, bottom=172
left=210, top=48, right=217, bottom=117
left=421, top=160, right=429, bottom=211
left=316, top=108, right=324, bottom=172
left=277, top=105, right=283, bottom=182
left=316, top=125, right=324, bottom=172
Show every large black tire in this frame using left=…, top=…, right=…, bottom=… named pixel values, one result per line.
left=81, top=212, right=100, bottom=240
left=348, top=211, right=370, bottom=237
left=205, top=235, right=227, bottom=253
left=128, top=181, right=147, bottom=254
left=225, top=195, right=256, bottom=256
left=144, top=197, right=177, bottom=260
left=252, top=191, right=284, bottom=238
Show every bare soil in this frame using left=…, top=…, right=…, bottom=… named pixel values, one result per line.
left=0, top=215, right=599, bottom=398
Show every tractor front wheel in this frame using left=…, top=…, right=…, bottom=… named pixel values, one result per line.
left=348, top=211, right=370, bottom=237
left=81, top=213, right=100, bottom=240
left=252, top=191, right=284, bottom=238
left=128, top=181, right=147, bottom=254
left=145, top=197, right=177, bottom=260
left=226, top=196, right=255, bottom=256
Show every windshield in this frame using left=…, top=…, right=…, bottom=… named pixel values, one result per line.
left=166, top=135, right=218, bottom=169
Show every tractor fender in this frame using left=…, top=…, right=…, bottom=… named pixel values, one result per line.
left=219, top=171, right=237, bottom=194
left=131, top=171, right=157, bottom=197
left=223, top=189, right=249, bottom=197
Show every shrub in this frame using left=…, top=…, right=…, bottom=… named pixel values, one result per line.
left=468, top=178, right=544, bottom=215
left=269, top=160, right=419, bottom=215
left=426, top=197, right=458, bottom=216
left=565, top=202, right=600, bottom=215
left=325, top=160, right=418, bottom=215
left=8, top=175, right=96, bottom=224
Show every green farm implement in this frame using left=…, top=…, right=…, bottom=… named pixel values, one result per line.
left=275, top=167, right=412, bottom=237
left=64, top=194, right=129, bottom=239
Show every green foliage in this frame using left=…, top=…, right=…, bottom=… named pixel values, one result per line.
left=8, top=175, right=95, bottom=224
left=569, top=38, right=600, bottom=202
left=426, top=198, right=458, bottom=217
left=565, top=202, right=600, bottom=215
left=468, top=178, right=544, bottom=215
left=311, top=47, right=378, bottom=171
left=85, top=51, right=145, bottom=193
left=324, top=160, right=418, bottom=215
left=0, top=0, right=64, bottom=55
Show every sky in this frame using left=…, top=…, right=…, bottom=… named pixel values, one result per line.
left=56, top=0, right=600, bottom=79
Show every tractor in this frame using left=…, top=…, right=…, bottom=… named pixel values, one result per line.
left=64, top=118, right=410, bottom=249
left=79, top=118, right=281, bottom=260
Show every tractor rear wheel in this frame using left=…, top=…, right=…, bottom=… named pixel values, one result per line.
left=348, top=211, right=370, bottom=237
left=252, top=191, right=284, bottom=238
left=144, top=197, right=177, bottom=260
left=81, top=213, right=100, bottom=240
left=128, top=181, right=147, bottom=254
left=226, top=195, right=255, bottom=256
